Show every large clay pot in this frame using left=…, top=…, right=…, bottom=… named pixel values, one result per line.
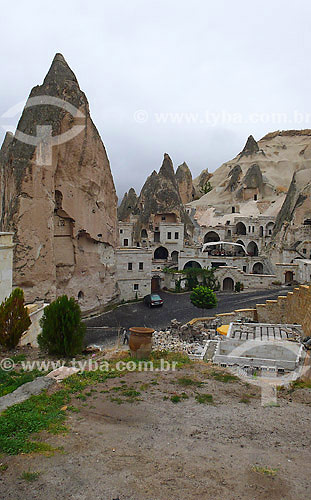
left=129, top=327, right=154, bottom=360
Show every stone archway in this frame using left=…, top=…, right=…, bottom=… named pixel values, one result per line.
left=247, top=241, right=259, bottom=256
left=223, top=277, right=234, bottom=291
left=236, top=240, right=246, bottom=255
left=204, top=231, right=220, bottom=243
left=252, top=262, right=263, bottom=274
left=154, top=246, right=169, bottom=260
left=183, top=261, right=202, bottom=270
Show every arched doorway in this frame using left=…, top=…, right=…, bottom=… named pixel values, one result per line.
left=141, top=229, right=148, bottom=238
left=236, top=240, right=246, bottom=255
left=183, top=261, right=202, bottom=270
left=235, top=222, right=246, bottom=235
left=247, top=241, right=259, bottom=256
left=154, top=246, right=169, bottom=260
left=253, top=262, right=263, bottom=274
left=171, top=250, right=179, bottom=263
left=285, top=271, right=294, bottom=283
left=223, top=277, right=234, bottom=291
left=204, top=231, right=220, bottom=243
left=151, top=276, right=161, bottom=292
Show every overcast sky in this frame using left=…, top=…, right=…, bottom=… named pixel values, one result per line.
left=1, top=0, right=311, bottom=199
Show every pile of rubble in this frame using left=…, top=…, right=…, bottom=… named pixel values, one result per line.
left=152, top=319, right=219, bottom=356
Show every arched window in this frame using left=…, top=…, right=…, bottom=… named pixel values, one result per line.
left=252, top=262, right=263, bottom=274
left=154, top=246, right=169, bottom=260
left=183, top=261, right=202, bottom=270
left=235, top=222, right=246, bottom=235
left=204, top=231, right=220, bottom=243
left=247, top=241, right=259, bottom=256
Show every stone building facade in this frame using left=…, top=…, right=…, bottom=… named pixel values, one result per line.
left=116, top=247, right=152, bottom=301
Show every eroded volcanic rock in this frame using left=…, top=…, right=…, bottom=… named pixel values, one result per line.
left=133, top=154, right=194, bottom=242
left=175, top=162, right=195, bottom=204
left=118, top=188, right=138, bottom=221
left=0, top=53, right=118, bottom=313
left=268, top=168, right=311, bottom=260
left=193, top=168, right=213, bottom=198
left=240, top=134, right=259, bottom=156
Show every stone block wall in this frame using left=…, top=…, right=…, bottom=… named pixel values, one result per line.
left=256, top=285, right=311, bottom=336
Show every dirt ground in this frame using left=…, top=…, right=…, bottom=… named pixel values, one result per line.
left=1, top=363, right=311, bottom=500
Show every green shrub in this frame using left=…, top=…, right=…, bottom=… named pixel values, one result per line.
left=190, top=286, right=217, bottom=309
left=38, top=295, right=85, bottom=356
left=235, top=281, right=244, bottom=292
left=175, top=279, right=181, bottom=293
left=195, top=393, right=213, bottom=404
left=0, top=288, right=31, bottom=349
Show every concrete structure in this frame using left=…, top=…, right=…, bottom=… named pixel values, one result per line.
left=118, top=222, right=134, bottom=247
left=20, top=303, right=48, bottom=347
left=213, top=322, right=304, bottom=372
left=116, top=247, right=152, bottom=301
left=0, top=232, right=14, bottom=303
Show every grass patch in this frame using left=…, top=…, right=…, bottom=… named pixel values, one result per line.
left=0, top=463, right=8, bottom=472
left=67, top=405, right=80, bottom=413
left=20, top=471, right=41, bottom=482
left=122, top=389, right=140, bottom=398
left=170, top=395, right=181, bottom=403
left=0, top=390, right=69, bottom=455
left=76, top=393, right=87, bottom=401
left=181, top=392, right=189, bottom=399
left=210, top=370, right=238, bottom=383
left=140, top=384, right=150, bottom=391
left=195, top=393, right=213, bottom=404
left=251, top=465, right=278, bottom=477
left=177, top=377, right=203, bottom=387
left=291, top=379, right=311, bottom=390
left=0, top=368, right=46, bottom=397
left=150, top=350, right=192, bottom=368
left=110, top=397, right=123, bottom=404
left=12, top=354, right=27, bottom=363
left=239, top=396, right=251, bottom=404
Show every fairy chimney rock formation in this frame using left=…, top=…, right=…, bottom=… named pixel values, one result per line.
left=175, top=162, right=195, bottom=204
left=133, top=154, right=194, bottom=242
left=240, top=135, right=259, bottom=156
left=0, top=53, right=118, bottom=314
left=117, top=188, right=138, bottom=221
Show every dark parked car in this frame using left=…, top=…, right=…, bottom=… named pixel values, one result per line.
left=143, top=293, right=164, bottom=307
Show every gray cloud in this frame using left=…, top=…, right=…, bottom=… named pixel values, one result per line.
left=1, top=0, right=311, bottom=198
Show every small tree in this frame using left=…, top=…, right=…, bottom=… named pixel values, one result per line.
left=38, top=295, right=85, bottom=356
left=235, top=281, right=244, bottom=292
left=190, top=286, right=217, bottom=309
left=0, top=288, right=31, bottom=350
left=200, top=181, right=212, bottom=195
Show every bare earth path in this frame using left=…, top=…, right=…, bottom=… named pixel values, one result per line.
left=1, top=363, right=310, bottom=500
